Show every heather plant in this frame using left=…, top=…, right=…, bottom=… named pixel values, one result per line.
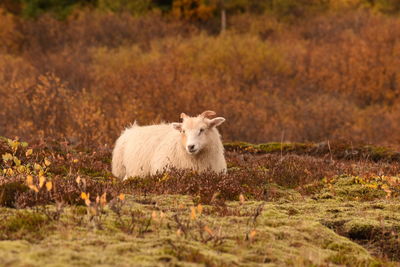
left=3, top=134, right=400, bottom=208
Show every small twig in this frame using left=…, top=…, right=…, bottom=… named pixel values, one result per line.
left=327, top=140, right=333, bottom=163
left=246, top=203, right=265, bottom=227
left=173, top=214, right=188, bottom=238
left=280, top=131, right=285, bottom=161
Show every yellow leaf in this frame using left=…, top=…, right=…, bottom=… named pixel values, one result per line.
left=39, top=176, right=46, bottom=188
left=118, top=193, right=125, bottom=201
left=204, top=226, right=213, bottom=236
left=239, top=194, right=245, bottom=204
left=6, top=168, right=14, bottom=176
left=381, top=184, right=390, bottom=191
left=2, top=153, right=13, bottom=162
left=17, top=166, right=26, bottom=173
left=176, top=229, right=182, bottom=236
left=26, top=175, right=33, bottom=185
left=9, top=140, right=19, bottom=152
left=197, top=204, right=203, bottom=216
left=190, top=207, right=197, bottom=220
left=73, top=159, right=79, bottom=163
left=25, top=149, right=33, bottom=157
left=160, top=173, right=170, bottom=182
left=81, top=192, right=88, bottom=200
left=387, top=176, right=397, bottom=186
left=100, top=192, right=107, bottom=207
left=13, top=157, right=21, bottom=166
left=44, top=158, right=51, bottom=166
left=366, top=184, right=378, bottom=189
left=29, top=185, right=39, bottom=193
left=46, top=181, right=52, bottom=191
left=249, top=230, right=257, bottom=240
left=34, top=163, right=41, bottom=170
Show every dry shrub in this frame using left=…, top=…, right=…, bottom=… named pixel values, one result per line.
left=288, top=94, right=356, bottom=141
left=292, top=10, right=400, bottom=106
left=16, top=11, right=194, bottom=90
left=0, top=8, right=20, bottom=53
left=0, top=54, right=37, bottom=136
left=2, top=73, right=109, bottom=145
left=1, top=10, right=400, bottom=146
left=88, top=33, right=290, bottom=142
left=13, top=174, right=118, bottom=208
left=0, top=137, right=115, bottom=208
left=2, top=137, right=400, bottom=208
left=125, top=168, right=268, bottom=204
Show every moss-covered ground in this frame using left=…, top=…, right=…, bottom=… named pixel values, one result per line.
left=1, top=194, right=399, bottom=266
left=1, top=138, right=400, bottom=266
left=224, top=141, right=400, bottom=162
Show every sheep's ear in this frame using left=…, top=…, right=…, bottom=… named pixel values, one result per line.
left=208, top=117, right=225, bottom=128
left=172, top=123, right=182, bottom=131
left=180, top=113, right=188, bottom=120
left=200, top=110, right=216, bottom=118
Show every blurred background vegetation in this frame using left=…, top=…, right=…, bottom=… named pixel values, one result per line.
left=1, top=0, right=400, bottom=147
left=3, top=0, right=400, bottom=19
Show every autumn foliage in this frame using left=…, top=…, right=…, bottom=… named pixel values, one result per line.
left=1, top=6, right=400, bottom=147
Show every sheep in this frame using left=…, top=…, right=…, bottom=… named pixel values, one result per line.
left=112, top=110, right=227, bottom=179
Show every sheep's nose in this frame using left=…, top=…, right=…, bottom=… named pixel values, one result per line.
left=188, top=144, right=196, bottom=151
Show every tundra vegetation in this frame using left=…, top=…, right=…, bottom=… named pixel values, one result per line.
left=1, top=137, right=400, bottom=266
left=2, top=1, right=400, bottom=266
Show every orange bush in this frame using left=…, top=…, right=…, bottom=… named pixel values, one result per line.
left=0, top=8, right=20, bottom=53
left=1, top=9, right=400, bottom=147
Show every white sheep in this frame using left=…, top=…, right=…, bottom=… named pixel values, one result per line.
left=112, top=110, right=227, bottom=179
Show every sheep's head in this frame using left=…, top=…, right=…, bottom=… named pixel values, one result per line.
left=172, top=110, right=225, bottom=155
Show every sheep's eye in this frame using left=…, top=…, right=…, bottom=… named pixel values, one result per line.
left=199, top=128, right=204, bottom=135
left=182, top=130, right=185, bottom=134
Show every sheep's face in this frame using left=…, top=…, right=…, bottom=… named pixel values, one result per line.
left=172, top=111, right=225, bottom=155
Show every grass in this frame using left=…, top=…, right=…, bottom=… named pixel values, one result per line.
left=225, top=141, right=400, bottom=162
left=1, top=195, right=397, bottom=266
left=1, top=137, right=400, bottom=266
left=0, top=210, right=51, bottom=242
